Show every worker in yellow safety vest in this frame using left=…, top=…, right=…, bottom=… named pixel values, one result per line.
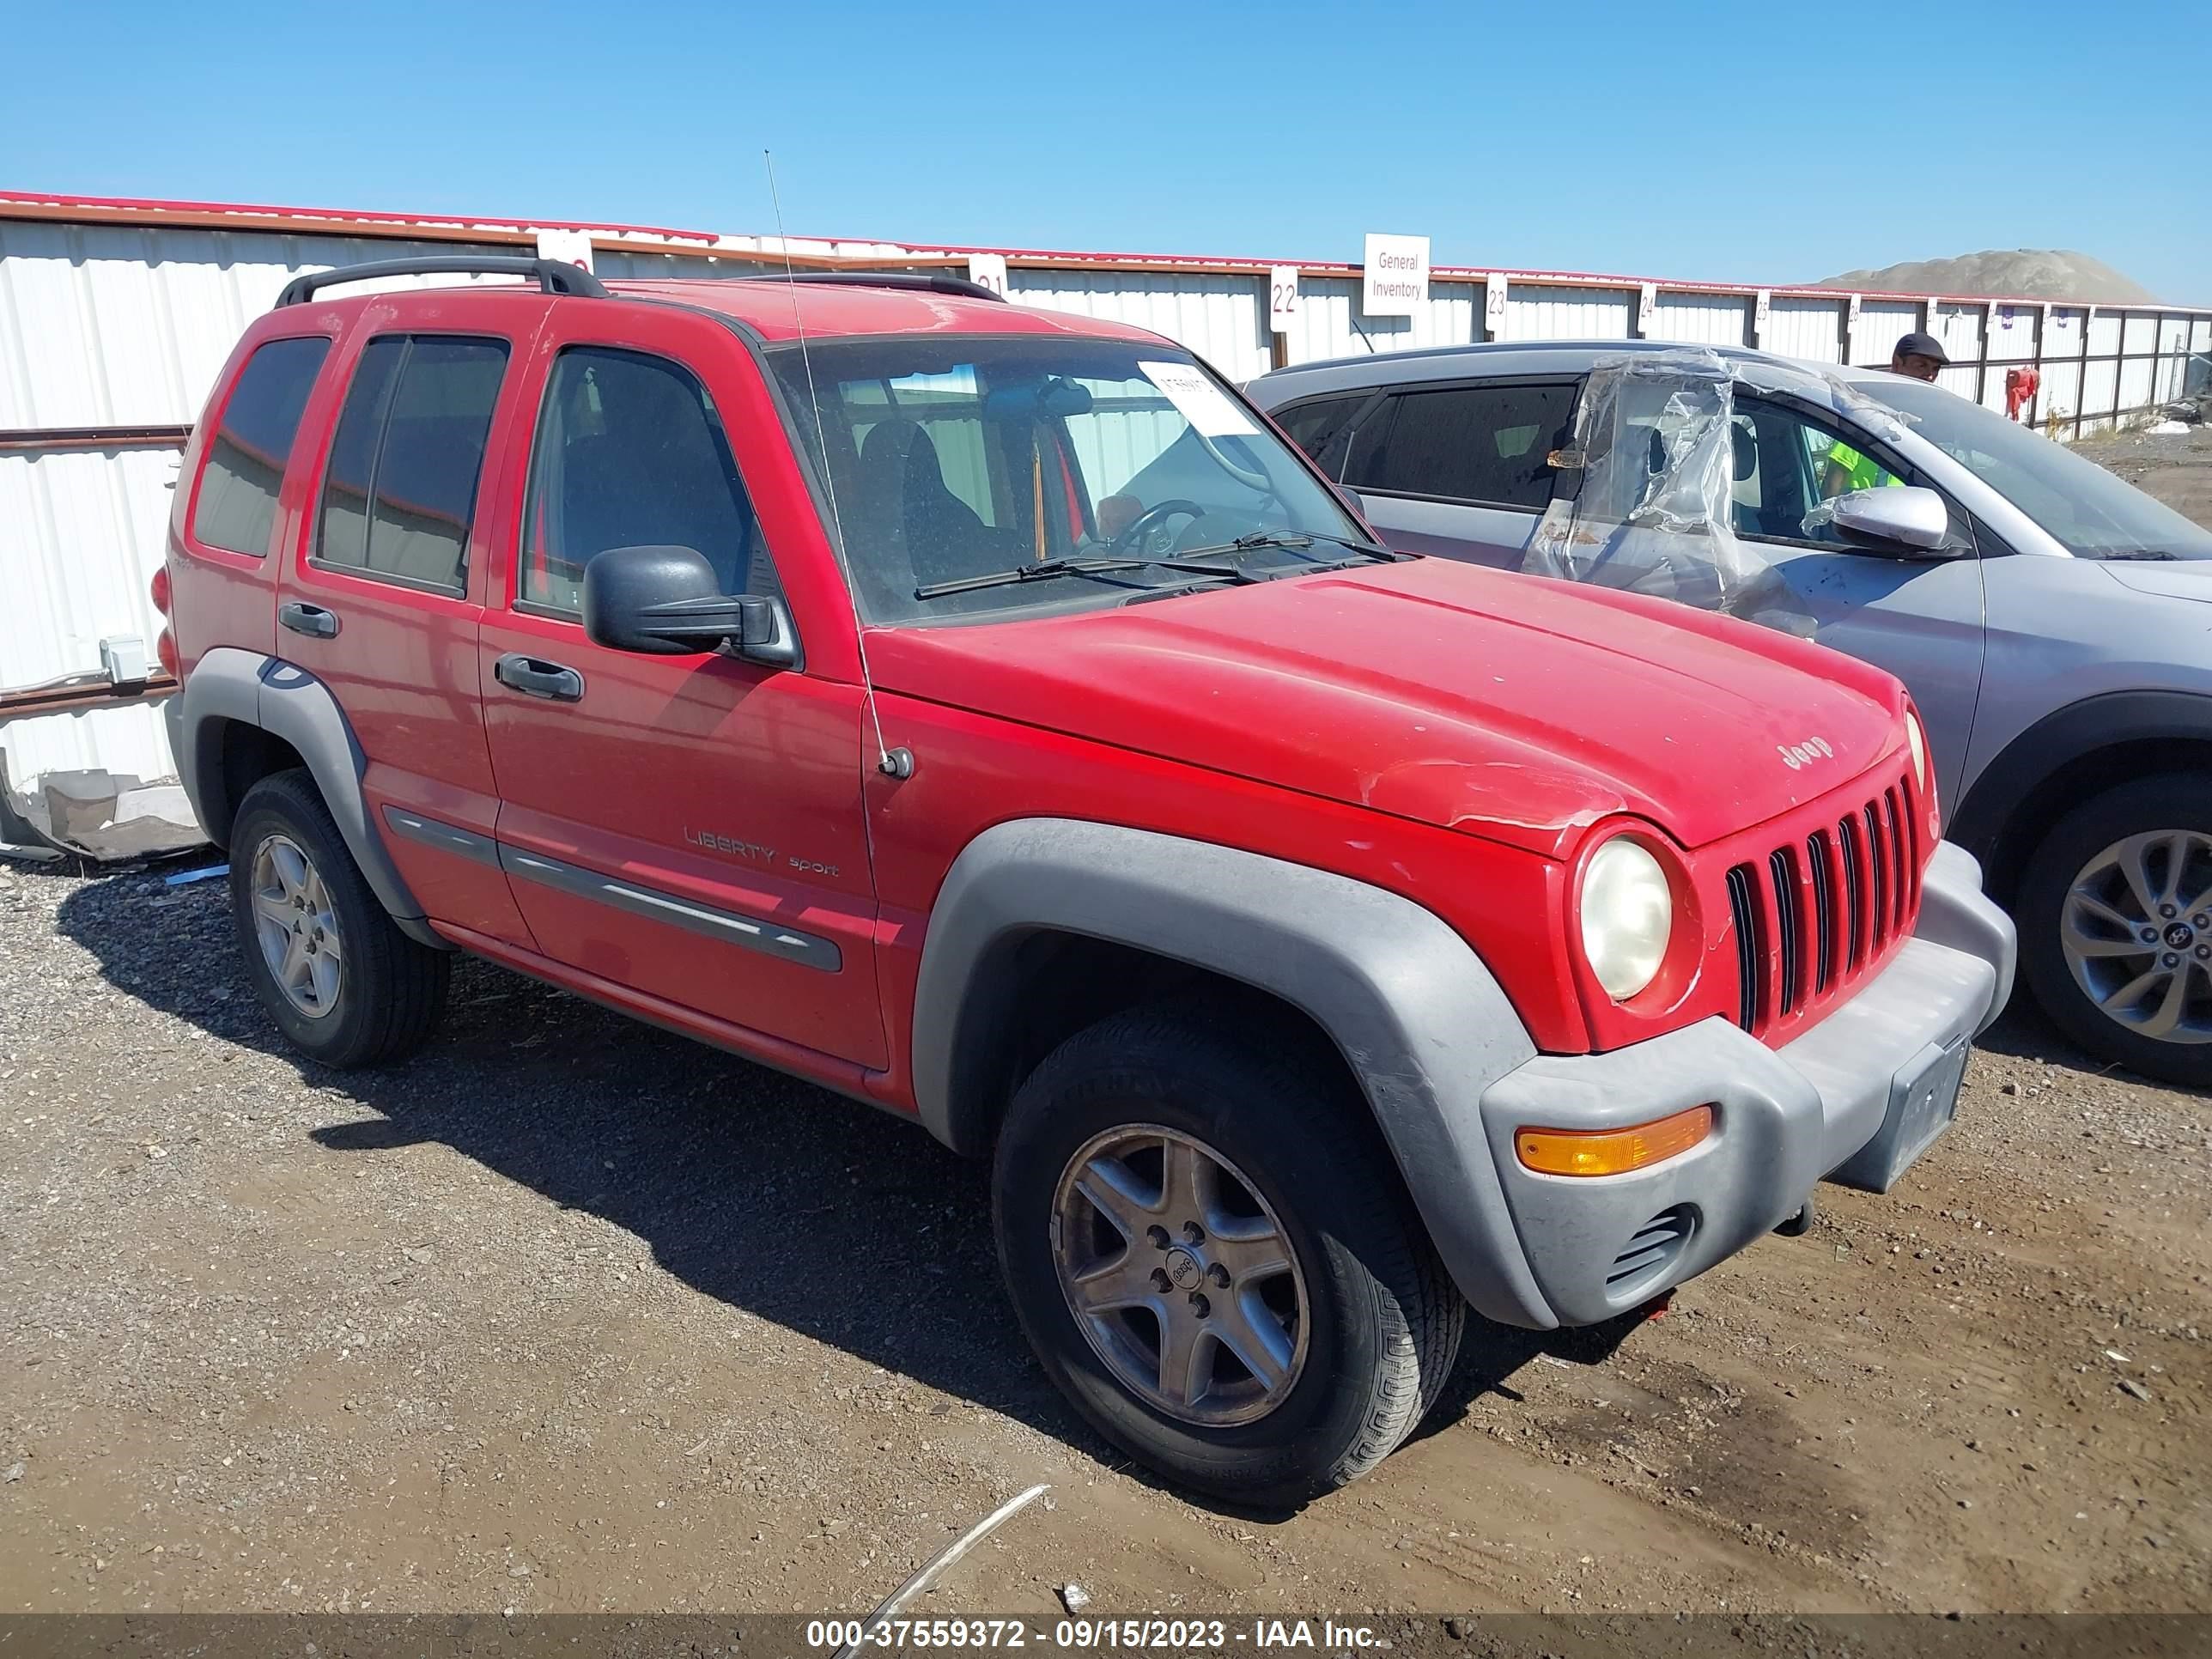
left=1819, top=329, right=1944, bottom=500
left=1820, top=438, right=1898, bottom=498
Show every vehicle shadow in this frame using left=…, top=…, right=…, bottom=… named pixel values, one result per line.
left=53, top=863, right=1638, bottom=1520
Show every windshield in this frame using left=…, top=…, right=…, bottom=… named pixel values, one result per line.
left=771, top=337, right=1374, bottom=620
left=1868, top=379, right=2212, bottom=561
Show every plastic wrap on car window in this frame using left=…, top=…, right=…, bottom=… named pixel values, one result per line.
left=1521, top=348, right=1814, bottom=635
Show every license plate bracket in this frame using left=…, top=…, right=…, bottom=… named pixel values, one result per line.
left=1829, top=1035, right=1969, bottom=1194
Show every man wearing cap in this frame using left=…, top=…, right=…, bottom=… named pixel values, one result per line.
left=1887, top=331, right=1949, bottom=382
left=1816, top=331, right=1950, bottom=499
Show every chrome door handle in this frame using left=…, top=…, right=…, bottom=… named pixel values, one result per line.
left=278, top=600, right=339, bottom=638
left=494, top=653, right=585, bottom=702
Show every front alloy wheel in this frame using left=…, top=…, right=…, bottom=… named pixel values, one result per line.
left=2021, top=774, right=2212, bottom=1090
left=2059, top=829, right=2212, bottom=1046
left=994, top=1006, right=1462, bottom=1506
left=1054, top=1125, right=1309, bottom=1428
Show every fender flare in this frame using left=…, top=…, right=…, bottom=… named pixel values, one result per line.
left=1952, top=690, right=2212, bottom=876
left=909, top=817, right=1555, bottom=1326
left=175, top=647, right=445, bottom=949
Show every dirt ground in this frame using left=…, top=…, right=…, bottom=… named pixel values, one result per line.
left=2, top=860, right=2207, bottom=1626
left=2073, top=424, right=2212, bottom=527
left=3, top=431, right=2210, bottom=1632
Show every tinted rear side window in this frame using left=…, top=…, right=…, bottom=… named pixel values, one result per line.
left=1347, top=383, right=1576, bottom=508
left=316, top=335, right=508, bottom=592
left=190, top=337, right=331, bottom=556
left=1271, top=394, right=1367, bottom=479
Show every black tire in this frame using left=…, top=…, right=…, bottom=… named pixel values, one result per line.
left=2018, top=773, right=2212, bottom=1091
left=992, top=1006, right=1463, bottom=1508
left=228, top=769, right=449, bottom=1069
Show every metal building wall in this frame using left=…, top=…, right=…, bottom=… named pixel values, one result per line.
left=1278, top=276, right=1474, bottom=365
left=4, top=191, right=2209, bottom=795
left=1764, top=297, right=1845, bottom=362
left=1007, top=270, right=1273, bottom=383
left=1647, top=291, right=1751, bottom=347
left=1505, top=283, right=1632, bottom=342
left=1850, top=299, right=1921, bottom=366
left=0, top=218, right=539, bottom=794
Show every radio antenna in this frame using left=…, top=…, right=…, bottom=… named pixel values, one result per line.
left=765, top=149, right=909, bottom=779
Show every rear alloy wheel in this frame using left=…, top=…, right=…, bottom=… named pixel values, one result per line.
left=2021, top=775, right=2212, bottom=1089
left=247, top=833, right=345, bottom=1020
left=228, top=769, right=449, bottom=1069
left=994, top=1006, right=1462, bottom=1507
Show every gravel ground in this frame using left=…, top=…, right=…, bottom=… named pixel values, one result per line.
left=5, top=425, right=2210, bottom=1624
left=1, top=859, right=2206, bottom=1621
left=2072, top=425, right=2212, bottom=526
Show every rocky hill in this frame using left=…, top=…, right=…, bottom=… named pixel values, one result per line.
left=1810, top=249, right=2160, bottom=304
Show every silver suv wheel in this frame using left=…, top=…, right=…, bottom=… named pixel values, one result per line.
left=1051, top=1124, right=1309, bottom=1427
left=248, top=833, right=343, bottom=1019
left=2061, top=829, right=2212, bottom=1046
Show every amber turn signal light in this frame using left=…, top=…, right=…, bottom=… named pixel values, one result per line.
left=1516, top=1104, right=1714, bottom=1177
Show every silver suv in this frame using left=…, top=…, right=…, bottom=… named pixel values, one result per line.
left=1251, top=341, right=2212, bottom=1088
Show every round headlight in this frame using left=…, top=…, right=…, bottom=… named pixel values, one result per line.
left=1905, top=711, right=1928, bottom=793
left=1579, top=837, right=1674, bottom=1002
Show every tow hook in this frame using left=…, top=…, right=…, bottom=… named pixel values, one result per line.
left=1633, top=1291, right=1673, bottom=1322
left=1773, top=1198, right=1816, bottom=1237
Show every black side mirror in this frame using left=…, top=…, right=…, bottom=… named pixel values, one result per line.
left=581, top=544, right=795, bottom=665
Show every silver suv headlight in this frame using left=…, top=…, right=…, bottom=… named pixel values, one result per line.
left=1579, top=836, right=1674, bottom=1001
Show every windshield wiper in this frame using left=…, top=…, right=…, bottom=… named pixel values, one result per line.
left=2101, top=549, right=2178, bottom=562
left=1180, top=529, right=1407, bottom=563
left=913, top=555, right=1256, bottom=601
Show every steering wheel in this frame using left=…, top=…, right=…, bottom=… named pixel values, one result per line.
left=1107, top=499, right=1206, bottom=557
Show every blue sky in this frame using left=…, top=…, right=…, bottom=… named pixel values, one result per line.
left=7, top=0, right=2206, bottom=301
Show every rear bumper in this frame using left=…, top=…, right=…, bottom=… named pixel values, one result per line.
left=1473, top=842, right=2013, bottom=1327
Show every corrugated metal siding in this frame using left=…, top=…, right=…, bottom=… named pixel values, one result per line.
left=0, top=443, right=179, bottom=784
left=1850, top=300, right=1920, bottom=366
left=591, top=249, right=775, bottom=282
left=0, top=221, right=526, bottom=427
left=1507, top=284, right=1632, bottom=343
left=1648, top=292, right=1748, bottom=347
left=1278, top=276, right=1472, bottom=364
left=1985, top=302, right=2037, bottom=362
left=1766, top=297, right=1844, bottom=362
left=1006, top=270, right=1272, bottom=382
left=2042, top=359, right=2084, bottom=423
left=6, top=195, right=2210, bottom=790
left=2083, top=356, right=2119, bottom=420
left=2119, top=354, right=2154, bottom=412
left=0, top=222, right=542, bottom=790
left=1929, top=301, right=1984, bottom=368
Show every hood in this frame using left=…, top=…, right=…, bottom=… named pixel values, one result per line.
left=866, top=559, right=1909, bottom=858
left=2103, top=559, right=2212, bottom=605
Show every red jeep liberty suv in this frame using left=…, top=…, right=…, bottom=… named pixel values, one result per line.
left=159, top=257, right=2014, bottom=1506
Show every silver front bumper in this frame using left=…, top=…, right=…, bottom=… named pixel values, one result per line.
left=1473, top=842, right=2014, bottom=1327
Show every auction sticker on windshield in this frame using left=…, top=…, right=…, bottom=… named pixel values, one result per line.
left=1139, top=360, right=1261, bottom=438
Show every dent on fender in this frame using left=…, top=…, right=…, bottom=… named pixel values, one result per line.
left=1358, top=756, right=1629, bottom=842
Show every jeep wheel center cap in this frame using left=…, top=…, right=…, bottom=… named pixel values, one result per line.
left=1164, top=1247, right=1203, bottom=1291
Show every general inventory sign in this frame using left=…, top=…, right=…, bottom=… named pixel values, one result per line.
left=1361, top=233, right=1429, bottom=318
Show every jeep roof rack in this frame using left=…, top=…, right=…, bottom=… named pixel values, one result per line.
left=739, top=270, right=1009, bottom=304
left=275, top=256, right=609, bottom=308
